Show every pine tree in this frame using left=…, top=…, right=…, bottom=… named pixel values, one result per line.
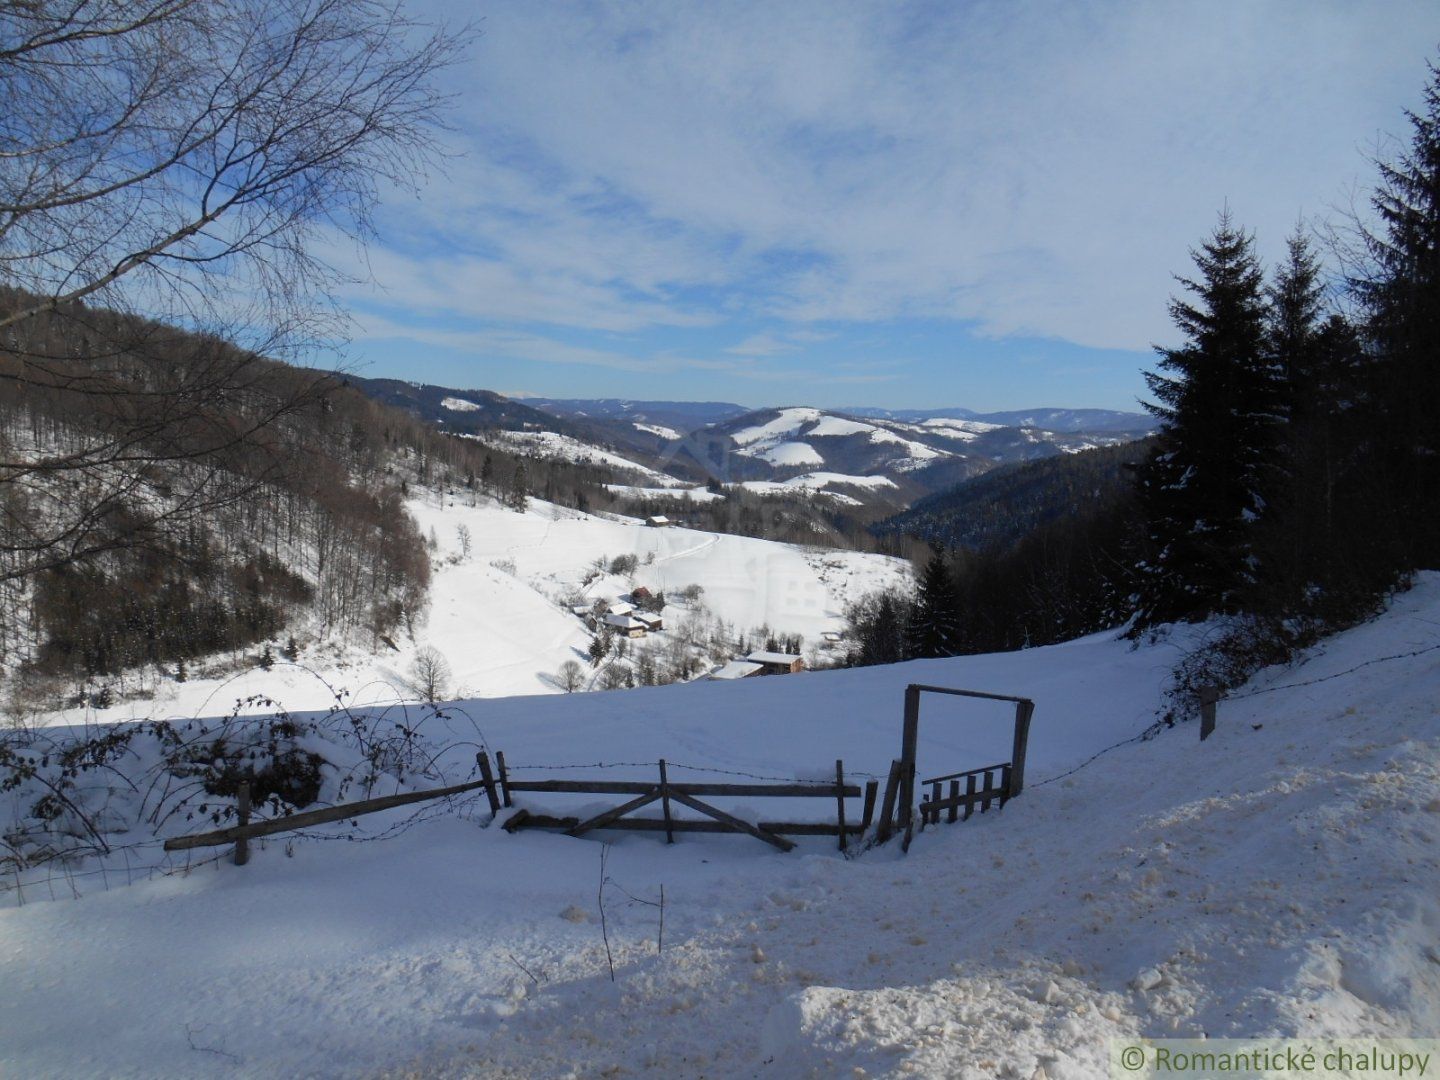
left=510, top=463, right=529, bottom=512
left=1252, top=228, right=1326, bottom=611
left=907, top=548, right=962, bottom=658
left=1354, top=59, right=1440, bottom=567
left=588, top=627, right=611, bottom=667
left=1134, top=211, right=1278, bottom=626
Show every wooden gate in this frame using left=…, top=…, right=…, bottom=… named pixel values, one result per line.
left=496, top=757, right=876, bottom=852
left=874, top=684, right=1034, bottom=849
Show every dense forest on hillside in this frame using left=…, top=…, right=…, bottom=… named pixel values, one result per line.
left=0, top=291, right=618, bottom=705
left=872, top=439, right=1153, bottom=552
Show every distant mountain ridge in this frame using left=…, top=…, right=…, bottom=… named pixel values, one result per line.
left=345, top=378, right=1156, bottom=523
left=840, top=405, right=1153, bottom=434
left=526, top=397, right=751, bottom=432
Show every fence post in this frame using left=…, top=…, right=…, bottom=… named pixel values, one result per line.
left=1009, top=699, right=1034, bottom=799
left=835, top=760, right=847, bottom=852
left=1199, top=685, right=1219, bottom=741
left=495, top=751, right=513, bottom=807
left=658, top=759, right=675, bottom=844
left=234, top=781, right=251, bottom=867
left=898, top=685, right=921, bottom=837
left=477, top=752, right=501, bottom=816
left=876, top=759, right=902, bottom=844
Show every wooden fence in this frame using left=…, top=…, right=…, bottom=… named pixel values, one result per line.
left=917, top=762, right=1011, bottom=825
left=162, top=682, right=1035, bottom=865
left=498, top=757, right=877, bottom=853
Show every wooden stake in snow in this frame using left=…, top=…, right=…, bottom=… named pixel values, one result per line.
left=234, top=783, right=251, bottom=867
left=1199, top=685, right=1219, bottom=741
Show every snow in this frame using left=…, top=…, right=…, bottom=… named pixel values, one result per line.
left=806, top=415, right=876, bottom=438
left=730, top=407, right=823, bottom=448
left=480, top=431, right=684, bottom=486
left=729, top=409, right=948, bottom=471
left=921, top=417, right=1005, bottom=437
left=710, top=659, right=763, bottom=680
left=759, top=440, right=825, bottom=467
left=4, top=578, right=1438, bottom=1077
left=29, top=495, right=908, bottom=724
left=440, top=396, right=483, bottom=412
left=604, top=484, right=725, bottom=503
left=730, top=472, right=897, bottom=506
left=788, top=471, right=897, bottom=491
left=746, top=650, right=801, bottom=665
left=633, top=422, right=681, bottom=440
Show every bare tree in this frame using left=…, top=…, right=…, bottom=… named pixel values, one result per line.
left=0, top=0, right=469, bottom=584
left=456, top=524, right=472, bottom=561
left=556, top=659, right=584, bottom=693
left=408, top=645, right=450, bottom=703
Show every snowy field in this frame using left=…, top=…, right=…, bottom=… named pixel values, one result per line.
left=33, top=495, right=910, bottom=727
left=2, top=577, right=1437, bottom=1077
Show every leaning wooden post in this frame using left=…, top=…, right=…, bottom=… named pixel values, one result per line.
left=897, top=685, right=921, bottom=837
left=834, top=760, right=848, bottom=852
left=876, top=760, right=900, bottom=843
left=476, top=752, right=501, bottom=816
left=495, top=751, right=513, bottom=807
left=1199, top=685, right=1219, bottom=742
left=860, top=779, right=878, bottom=833
left=1009, top=699, right=1034, bottom=800
left=234, top=782, right=251, bottom=867
left=658, top=759, right=675, bottom=844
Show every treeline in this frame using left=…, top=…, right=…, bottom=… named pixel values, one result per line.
left=851, top=55, right=1440, bottom=683
left=873, top=439, right=1152, bottom=552
left=614, top=487, right=919, bottom=558
left=0, top=291, right=618, bottom=699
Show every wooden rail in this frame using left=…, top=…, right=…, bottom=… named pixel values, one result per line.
left=163, top=752, right=504, bottom=854
left=501, top=758, right=877, bottom=852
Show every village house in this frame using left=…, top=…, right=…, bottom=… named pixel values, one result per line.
left=708, top=659, right=764, bottom=680
left=603, top=612, right=647, bottom=638
left=744, top=650, right=805, bottom=675
left=633, top=611, right=663, bottom=632
left=645, top=515, right=671, bottom=528
left=744, top=651, right=806, bottom=675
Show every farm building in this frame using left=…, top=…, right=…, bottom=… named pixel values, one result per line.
left=645, top=515, right=672, bottom=528
left=634, top=611, right=663, bottom=632
left=603, top=613, right=647, bottom=638
left=744, top=651, right=805, bottom=675
left=708, top=659, right=763, bottom=681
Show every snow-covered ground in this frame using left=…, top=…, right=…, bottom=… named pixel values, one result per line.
left=36, top=494, right=909, bottom=726
left=478, top=431, right=684, bottom=487
left=3, top=577, right=1438, bottom=1077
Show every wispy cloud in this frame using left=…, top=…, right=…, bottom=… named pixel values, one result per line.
left=349, top=0, right=1434, bottom=403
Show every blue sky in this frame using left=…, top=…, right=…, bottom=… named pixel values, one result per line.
left=336, top=1, right=1436, bottom=412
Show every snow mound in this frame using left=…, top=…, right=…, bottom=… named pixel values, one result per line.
left=760, top=440, right=825, bottom=467
left=440, top=396, right=482, bottom=412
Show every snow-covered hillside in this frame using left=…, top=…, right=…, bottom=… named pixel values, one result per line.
left=2, top=577, right=1437, bottom=1077
left=38, top=494, right=909, bottom=725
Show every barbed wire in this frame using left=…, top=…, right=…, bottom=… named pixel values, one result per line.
left=504, top=759, right=888, bottom=782
left=1223, top=640, right=1440, bottom=700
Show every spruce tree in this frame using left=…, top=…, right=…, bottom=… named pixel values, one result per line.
left=1254, top=229, right=1326, bottom=611
left=1134, top=210, right=1278, bottom=626
left=907, top=548, right=962, bottom=658
left=1354, top=59, right=1440, bottom=567
left=510, top=463, right=529, bottom=512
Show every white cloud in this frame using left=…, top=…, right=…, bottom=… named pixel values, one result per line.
left=367, top=0, right=1435, bottom=352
